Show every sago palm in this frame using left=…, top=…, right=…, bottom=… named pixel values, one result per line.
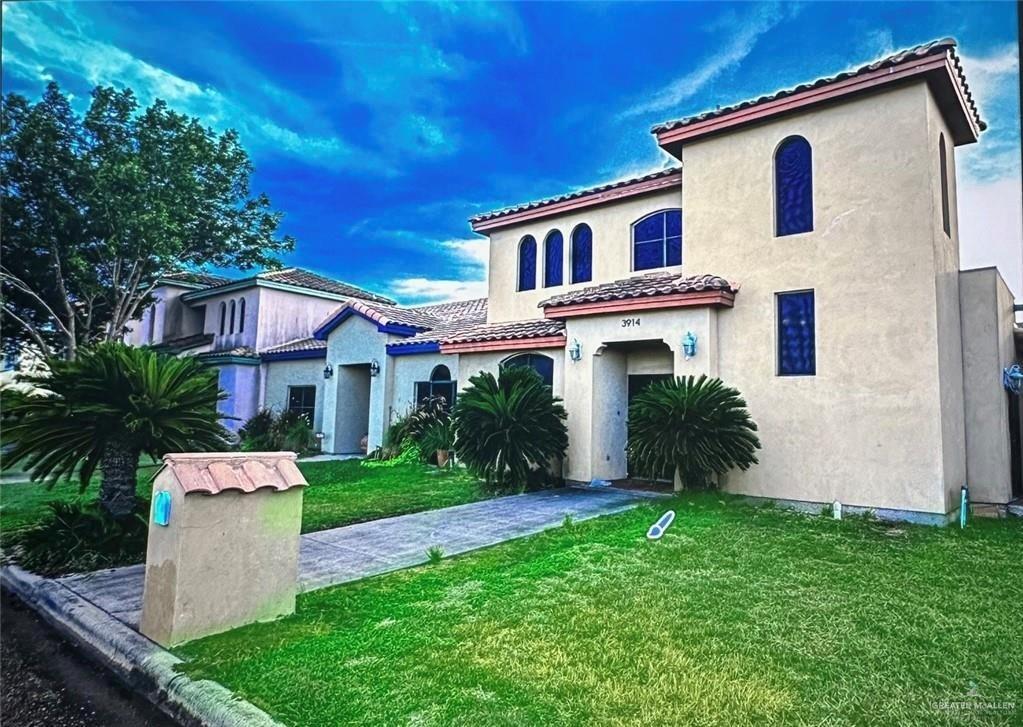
left=3, top=343, right=230, bottom=517
left=627, top=375, right=760, bottom=490
left=452, top=366, right=568, bottom=489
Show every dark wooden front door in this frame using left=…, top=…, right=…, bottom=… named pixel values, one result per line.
left=1009, top=392, right=1022, bottom=498
left=626, top=374, right=673, bottom=481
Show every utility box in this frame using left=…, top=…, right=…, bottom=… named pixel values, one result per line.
left=139, top=452, right=306, bottom=646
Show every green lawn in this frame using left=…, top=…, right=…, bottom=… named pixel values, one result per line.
left=179, top=495, right=1023, bottom=726
left=0, top=458, right=489, bottom=548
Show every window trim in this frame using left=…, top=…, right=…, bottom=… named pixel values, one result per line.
left=774, top=135, right=814, bottom=238
left=570, top=223, right=593, bottom=284
left=543, top=229, right=564, bottom=288
left=631, top=209, right=683, bottom=272
left=939, top=133, right=950, bottom=237
left=775, top=289, right=816, bottom=377
left=286, top=384, right=317, bottom=426
left=517, top=235, right=537, bottom=292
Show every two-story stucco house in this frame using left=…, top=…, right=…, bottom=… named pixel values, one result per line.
left=136, top=38, right=1020, bottom=523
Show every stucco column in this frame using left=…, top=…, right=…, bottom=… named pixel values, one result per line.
left=589, top=345, right=629, bottom=482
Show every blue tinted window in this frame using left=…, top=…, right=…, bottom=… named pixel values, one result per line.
left=502, top=353, right=554, bottom=387
left=633, top=210, right=683, bottom=271
left=777, top=291, right=815, bottom=376
left=518, top=236, right=536, bottom=291
left=544, top=231, right=563, bottom=287
left=571, top=224, right=592, bottom=284
left=775, top=136, right=813, bottom=236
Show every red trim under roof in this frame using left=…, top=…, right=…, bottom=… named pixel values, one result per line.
left=440, top=335, right=566, bottom=354
left=544, top=290, right=735, bottom=319
left=470, top=170, right=683, bottom=233
left=655, top=50, right=981, bottom=156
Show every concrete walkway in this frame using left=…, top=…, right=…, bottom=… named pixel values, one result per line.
left=57, top=487, right=653, bottom=630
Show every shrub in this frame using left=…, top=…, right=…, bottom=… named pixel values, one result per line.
left=626, top=375, right=760, bottom=491
left=13, top=499, right=149, bottom=576
left=239, top=409, right=314, bottom=454
left=452, top=367, right=568, bottom=490
left=381, top=395, right=450, bottom=463
left=2, top=343, right=230, bottom=518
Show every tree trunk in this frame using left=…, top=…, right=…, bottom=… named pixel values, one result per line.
left=99, top=440, right=139, bottom=518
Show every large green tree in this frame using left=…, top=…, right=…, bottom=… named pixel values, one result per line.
left=1, top=82, right=294, bottom=359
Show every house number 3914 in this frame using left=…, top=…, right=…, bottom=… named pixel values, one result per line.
left=621, top=317, right=641, bottom=328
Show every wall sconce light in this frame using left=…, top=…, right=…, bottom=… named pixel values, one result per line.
left=569, top=338, right=582, bottom=362
left=369, top=359, right=381, bottom=377
left=682, top=331, right=698, bottom=360
left=323, top=363, right=333, bottom=380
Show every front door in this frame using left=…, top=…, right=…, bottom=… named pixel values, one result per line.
left=626, top=374, right=673, bottom=481
left=1009, top=392, right=1022, bottom=498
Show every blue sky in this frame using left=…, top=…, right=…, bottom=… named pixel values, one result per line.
left=3, top=2, right=1020, bottom=302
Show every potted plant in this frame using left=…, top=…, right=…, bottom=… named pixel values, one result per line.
left=420, top=419, right=455, bottom=468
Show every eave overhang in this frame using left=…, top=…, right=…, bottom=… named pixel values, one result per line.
left=544, top=290, right=735, bottom=320
left=439, top=335, right=567, bottom=355
left=655, top=51, right=982, bottom=159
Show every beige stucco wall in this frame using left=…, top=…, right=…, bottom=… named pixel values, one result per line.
left=321, top=315, right=394, bottom=453
left=388, top=352, right=461, bottom=427
left=960, top=267, right=1016, bottom=503
left=200, top=288, right=261, bottom=351
left=252, top=287, right=339, bottom=352
left=561, top=307, right=718, bottom=482
left=678, top=80, right=961, bottom=514
left=139, top=474, right=303, bottom=646
left=485, top=188, right=683, bottom=324
left=263, top=358, right=326, bottom=432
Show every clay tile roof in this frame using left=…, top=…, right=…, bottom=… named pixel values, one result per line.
left=261, top=337, right=326, bottom=355
left=161, top=452, right=307, bottom=495
left=470, top=167, right=682, bottom=226
left=152, top=332, right=214, bottom=354
left=161, top=271, right=234, bottom=288
left=258, top=268, right=395, bottom=305
left=322, top=297, right=489, bottom=345
left=651, top=37, right=985, bottom=135
left=440, top=318, right=565, bottom=346
left=540, top=272, right=737, bottom=309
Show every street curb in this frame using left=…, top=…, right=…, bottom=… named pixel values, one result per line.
left=1, top=565, right=284, bottom=727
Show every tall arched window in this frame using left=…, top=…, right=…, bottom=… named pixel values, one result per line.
left=518, top=236, right=537, bottom=291
left=218, top=301, right=226, bottom=335
left=632, top=210, right=682, bottom=271
left=939, top=134, right=950, bottom=237
left=238, top=297, right=246, bottom=333
left=229, top=299, right=236, bottom=334
left=501, top=352, right=555, bottom=387
left=775, top=136, right=813, bottom=236
left=544, top=230, right=563, bottom=288
left=571, top=224, right=592, bottom=284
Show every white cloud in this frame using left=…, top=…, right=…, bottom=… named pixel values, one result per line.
left=958, top=175, right=1023, bottom=299
left=620, top=3, right=792, bottom=120
left=388, top=277, right=488, bottom=304
left=387, top=236, right=488, bottom=304
left=1, top=2, right=381, bottom=172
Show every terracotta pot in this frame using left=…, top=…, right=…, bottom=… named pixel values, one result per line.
left=436, top=449, right=450, bottom=468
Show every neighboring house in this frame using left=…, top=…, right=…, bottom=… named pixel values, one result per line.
left=134, top=38, right=1021, bottom=522
left=126, top=268, right=396, bottom=430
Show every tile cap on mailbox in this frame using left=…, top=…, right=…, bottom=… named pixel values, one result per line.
left=158, top=452, right=307, bottom=496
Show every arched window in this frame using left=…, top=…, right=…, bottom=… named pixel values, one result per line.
left=632, top=210, right=682, bottom=271
left=218, top=301, right=226, bottom=335
left=415, top=364, right=456, bottom=410
left=775, top=136, right=813, bottom=236
left=939, top=134, right=950, bottom=237
left=501, top=352, right=555, bottom=387
left=543, top=230, right=563, bottom=288
left=229, top=299, right=236, bottom=334
left=571, top=224, right=592, bottom=284
left=518, top=236, right=537, bottom=292
left=238, top=297, right=246, bottom=333
left=148, top=303, right=157, bottom=343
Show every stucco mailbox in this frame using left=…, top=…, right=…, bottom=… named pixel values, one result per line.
left=139, top=452, right=306, bottom=646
